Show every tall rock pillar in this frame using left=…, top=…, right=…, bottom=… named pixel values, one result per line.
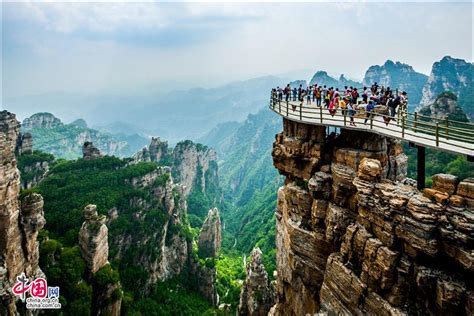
left=79, top=204, right=122, bottom=316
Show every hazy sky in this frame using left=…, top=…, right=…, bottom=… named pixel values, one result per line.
left=2, top=1, right=473, bottom=99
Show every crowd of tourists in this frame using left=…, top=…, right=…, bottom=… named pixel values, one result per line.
left=271, top=82, right=408, bottom=126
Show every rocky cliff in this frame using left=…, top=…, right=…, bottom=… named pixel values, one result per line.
left=363, top=60, right=428, bottom=106
left=111, top=166, right=190, bottom=291
left=133, top=137, right=169, bottom=163
left=173, top=140, right=218, bottom=197
left=238, top=247, right=274, bottom=316
left=79, top=204, right=122, bottom=316
left=419, top=91, right=470, bottom=122
left=0, top=111, right=46, bottom=315
left=420, top=56, right=473, bottom=119
left=270, top=118, right=473, bottom=315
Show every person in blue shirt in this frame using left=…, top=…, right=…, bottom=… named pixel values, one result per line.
left=364, top=100, right=375, bottom=124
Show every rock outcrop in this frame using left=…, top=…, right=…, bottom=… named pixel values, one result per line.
left=238, top=247, right=274, bottom=316
left=83, top=141, right=103, bottom=160
left=198, top=208, right=222, bottom=259
left=22, top=112, right=63, bottom=130
left=0, top=111, right=46, bottom=315
left=79, top=205, right=109, bottom=275
left=192, top=208, right=222, bottom=306
left=270, top=118, right=473, bottom=315
left=79, top=204, right=122, bottom=315
left=418, top=91, right=470, bottom=122
left=173, top=140, right=218, bottom=197
left=420, top=56, right=473, bottom=119
left=363, top=60, right=428, bottom=105
left=133, top=137, right=168, bottom=163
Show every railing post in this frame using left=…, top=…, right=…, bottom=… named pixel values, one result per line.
left=370, top=114, right=373, bottom=129
left=414, top=112, right=417, bottom=132
left=279, top=100, right=281, bottom=114
left=300, top=104, right=302, bottom=121
left=286, top=102, right=288, bottom=117
left=397, top=108, right=400, bottom=125
left=344, top=110, right=347, bottom=126
left=402, top=116, right=405, bottom=138
left=446, top=118, right=449, bottom=140
left=320, top=105, right=323, bottom=124
left=436, top=122, right=439, bottom=146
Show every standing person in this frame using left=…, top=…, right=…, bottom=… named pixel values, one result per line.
left=351, top=88, right=359, bottom=105
left=312, top=85, right=318, bottom=102
left=292, top=87, right=297, bottom=101
left=364, top=100, right=375, bottom=124
left=329, top=95, right=338, bottom=116
left=277, top=86, right=283, bottom=103
left=298, top=84, right=303, bottom=103
left=299, top=87, right=306, bottom=108
left=372, top=82, right=379, bottom=94
left=284, top=84, right=291, bottom=104
left=362, top=87, right=369, bottom=103
left=348, top=101, right=356, bottom=126
left=322, top=85, right=328, bottom=107
left=315, top=86, right=322, bottom=107
left=306, top=86, right=311, bottom=104
left=339, top=97, right=347, bottom=117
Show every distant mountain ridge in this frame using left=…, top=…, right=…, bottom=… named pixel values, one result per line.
left=309, top=71, right=361, bottom=88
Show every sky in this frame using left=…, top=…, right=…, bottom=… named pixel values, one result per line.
left=2, top=1, right=473, bottom=100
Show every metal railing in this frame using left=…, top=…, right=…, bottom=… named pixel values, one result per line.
left=269, top=96, right=474, bottom=157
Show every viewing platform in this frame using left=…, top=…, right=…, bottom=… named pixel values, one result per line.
left=269, top=99, right=474, bottom=157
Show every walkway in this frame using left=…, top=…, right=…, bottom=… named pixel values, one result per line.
left=269, top=99, right=474, bottom=157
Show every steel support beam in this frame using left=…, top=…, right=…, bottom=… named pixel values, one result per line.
left=417, top=145, right=426, bottom=190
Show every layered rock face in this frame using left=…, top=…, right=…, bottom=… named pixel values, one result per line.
left=198, top=208, right=222, bottom=258
left=271, top=118, right=473, bottom=315
left=0, top=111, right=46, bottom=315
left=83, top=141, right=103, bottom=160
left=363, top=60, right=428, bottom=105
left=133, top=137, right=168, bottom=163
left=79, top=205, right=122, bottom=315
left=238, top=247, right=274, bottom=316
left=173, top=140, right=218, bottom=197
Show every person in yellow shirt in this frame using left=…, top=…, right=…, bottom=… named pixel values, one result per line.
left=339, top=98, right=347, bottom=117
